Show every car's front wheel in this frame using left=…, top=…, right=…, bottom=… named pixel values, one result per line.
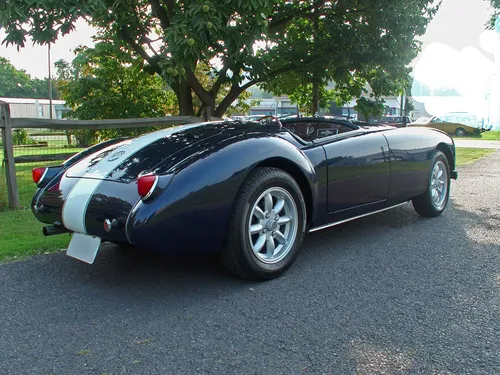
left=412, top=151, right=450, bottom=217
left=221, top=167, right=306, bottom=280
left=455, top=127, right=466, bottom=136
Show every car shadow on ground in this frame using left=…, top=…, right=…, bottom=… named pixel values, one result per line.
left=36, top=204, right=420, bottom=290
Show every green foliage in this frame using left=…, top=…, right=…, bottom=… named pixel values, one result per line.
left=12, top=129, right=35, bottom=145
left=354, top=97, right=386, bottom=120
left=0, top=57, right=31, bottom=97
left=55, top=42, right=178, bottom=145
left=405, top=98, right=415, bottom=115
left=288, top=84, right=335, bottom=116
left=0, top=57, right=59, bottom=98
left=1, top=0, right=440, bottom=117
left=225, top=91, right=256, bottom=117
left=488, top=2, right=500, bottom=29
left=56, top=43, right=177, bottom=121
left=262, top=0, right=438, bottom=111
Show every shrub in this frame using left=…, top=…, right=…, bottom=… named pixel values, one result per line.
left=12, top=129, right=36, bottom=145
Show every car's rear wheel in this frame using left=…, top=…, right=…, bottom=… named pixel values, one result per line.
left=221, top=167, right=306, bottom=280
left=412, top=151, right=450, bottom=217
left=455, top=127, right=466, bottom=136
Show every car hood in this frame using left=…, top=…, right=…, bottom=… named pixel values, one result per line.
left=65, top=121, right=275, bottom=183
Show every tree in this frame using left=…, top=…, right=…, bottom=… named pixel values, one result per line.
left=0, top=57, right=59, bottom=98
left=55, top=43, right=177, bottom=121
left=262, top=0, right=439, bottom=115
left=0, top=57, right=32, bottom=97
left=1, top=0, right=439, bottom=117
left=54, top=42, right=178, bottom=144
left=354, top=97, right=386, bottom=121
left=31, top=77, right=60, bottom=99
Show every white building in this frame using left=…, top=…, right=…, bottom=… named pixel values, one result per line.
left=0, top=97, right=69, bottom=119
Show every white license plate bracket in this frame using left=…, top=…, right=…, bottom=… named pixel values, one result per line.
left=66, top=233, right=101, bottom=264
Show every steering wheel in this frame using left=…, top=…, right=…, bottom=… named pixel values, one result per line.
left=257, top=115, right=283, bottom=129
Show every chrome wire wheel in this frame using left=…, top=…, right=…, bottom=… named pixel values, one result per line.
left=248, top=187, right=298, bottom=264
left=430, top=160, right=448, bottom=210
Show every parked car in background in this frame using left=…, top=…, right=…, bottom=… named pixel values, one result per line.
left=231, top=115, right=269, bottom=122
left=380, top=116, right=412, bottom=128
left=245, top=114, right=269, bottom=121
left=409, top=113, right=490, bottom=136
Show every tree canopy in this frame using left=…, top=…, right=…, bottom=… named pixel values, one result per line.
left=55, top=42, right=254, bottom=120
left=55, top=42, right=177, bottom=121
left=1, top=0, right=440, bottom=117
left=0, top=57, right=59, bottom=99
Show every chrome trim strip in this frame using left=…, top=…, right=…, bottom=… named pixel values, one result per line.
left=36, top=168, right=48, bottom=186
left=125, top=199, right=142, bottom=244
left=308, top=201, right=409, bottom=233
left=125, top=174, right=159, bottom=244
left=142, top=175, right=159, bottom=200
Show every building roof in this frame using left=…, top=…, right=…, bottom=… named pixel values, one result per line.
left=0, top=97, right=66, bottom=105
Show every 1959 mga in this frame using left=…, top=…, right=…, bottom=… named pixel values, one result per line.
left=31, top=117, right=457, bottom=280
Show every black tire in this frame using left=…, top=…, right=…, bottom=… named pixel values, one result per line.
left=455, top=127, right=466, bottom=136
left=412, top=151, right=450, bottom=217
left=220, top=167, right=307, bottom=280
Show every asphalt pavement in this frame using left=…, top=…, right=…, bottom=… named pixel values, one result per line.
left=1, top=152, right=499, bottom=375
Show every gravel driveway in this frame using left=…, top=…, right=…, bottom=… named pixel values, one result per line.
left=1, top=152, right=499, bottom=375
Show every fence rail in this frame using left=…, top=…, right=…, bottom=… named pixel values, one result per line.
left=0, top=100, right=214, bottom=209
left=6, top=115, right=206, bottom=130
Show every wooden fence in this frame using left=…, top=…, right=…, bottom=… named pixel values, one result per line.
left=0, top=100, right=213, bottom=209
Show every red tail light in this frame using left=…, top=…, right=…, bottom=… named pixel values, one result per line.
left=32, top=167, right=48, bottom=185
left=137, top=174, right=158, bottom=199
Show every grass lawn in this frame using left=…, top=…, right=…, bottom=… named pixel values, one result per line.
left=0, top=146, right=84, bottom=209
left=0, top=208, right=70, bottom=263
left=455, top=130, right=500, bottom=141
left=455, top=147, right=495, bottom=166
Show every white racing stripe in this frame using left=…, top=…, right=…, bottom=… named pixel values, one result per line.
left=61, top=123, right=208, bottom=233
left=62, top=179, right=105, bottom=233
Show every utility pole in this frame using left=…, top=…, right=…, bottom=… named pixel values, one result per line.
left=48, top=42, right=53, bottom=119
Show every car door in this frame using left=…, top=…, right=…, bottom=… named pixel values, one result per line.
left=440, top=116, right=457, bottom=134
left=429, top=117, right=447, bottom=132
left=320, top=131, right=391, bottom=218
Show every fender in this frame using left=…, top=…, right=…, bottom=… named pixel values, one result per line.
left=127, top=133, right=318, bottom=254
left=382, top=127, right=457, bottom=206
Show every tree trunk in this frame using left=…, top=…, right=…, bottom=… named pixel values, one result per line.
left=177, top=82, right=194, bottom=116
left=66, top=130, right=72, bottom=145
left=311, top=79, right=320, bottom=115
left=399, top=91, right=404, bottom=116
left=214, top=84, right=244, bottom=118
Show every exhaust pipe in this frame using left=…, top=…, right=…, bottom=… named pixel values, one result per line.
left=43, top=225, right=70, bottom=236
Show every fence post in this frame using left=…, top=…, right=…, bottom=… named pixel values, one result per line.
left=0, top=101, right=21, bottom=208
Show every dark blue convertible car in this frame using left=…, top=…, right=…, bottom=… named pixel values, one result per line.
left=31, top=117, right=457, bottom=280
